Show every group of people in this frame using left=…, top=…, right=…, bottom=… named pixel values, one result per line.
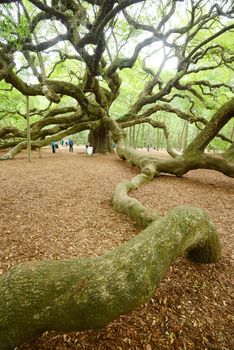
left=51, top=139, right=74, bottom=153
left=50, top=140, right=96, bottom=155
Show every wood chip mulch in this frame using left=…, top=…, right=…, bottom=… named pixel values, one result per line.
left=0, top=146, right=233, bottom=350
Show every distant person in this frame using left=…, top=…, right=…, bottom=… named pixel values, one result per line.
left=87, top=144, right=93, bottom=156
left=51, top=141, right=56, bottom=153
left=147, top=145, right=150, bottom=151
left=68, top=139, right=74, bottom=152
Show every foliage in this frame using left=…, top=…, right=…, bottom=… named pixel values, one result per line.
left=0, top=12, right=30, bottom=49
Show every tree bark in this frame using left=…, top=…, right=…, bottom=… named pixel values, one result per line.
left=0, top=206, right=220, bottom=350
left=141, top=123, right=145, bottom=147
left=182, top=120, right=189, bottom=151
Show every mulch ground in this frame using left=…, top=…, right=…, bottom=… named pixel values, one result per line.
left=0, top=146, right=233, bottom=350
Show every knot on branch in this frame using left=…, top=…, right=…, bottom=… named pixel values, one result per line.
left=142, top=164, right=158, bottom=178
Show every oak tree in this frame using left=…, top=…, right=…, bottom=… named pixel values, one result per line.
left=0, top=1, right=233, bottom=348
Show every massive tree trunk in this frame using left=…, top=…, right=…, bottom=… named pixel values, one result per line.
left=88, top=126, right=113, bottom=153
left=0, top=205, right=220, bottom=350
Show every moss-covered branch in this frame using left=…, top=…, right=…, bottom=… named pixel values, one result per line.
left=112, top=163, right=160, bottom=227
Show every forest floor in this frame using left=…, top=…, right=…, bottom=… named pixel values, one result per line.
left=0, top=145, right=233, bottom=350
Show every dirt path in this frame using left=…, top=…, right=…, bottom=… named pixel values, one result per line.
left=0, top=147, right=233, bottom=350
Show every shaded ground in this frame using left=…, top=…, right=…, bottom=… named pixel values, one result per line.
left=0, top=146, right=233, bottom=350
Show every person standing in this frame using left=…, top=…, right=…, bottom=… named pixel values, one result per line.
left=68, top=139, right=74, bottom=152
left=51, top=141, right=56, bottom=153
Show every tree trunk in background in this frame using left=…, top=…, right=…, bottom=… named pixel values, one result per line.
left=128, top=127, right=132, bottom=147
left=141, top=124, right=145, bottom=147
left=135, top=125, right=141, bottom=148
left=88, top=127, right=112, bottom=153
left=26, top=96, right=31, bottom=162
left=156, top=127, right=161, bottom=150
left=162, top=116, right=166, bottom=150
left=177, top=123, right=183, bottom=150
left=182, top=121, right=189, bottom=151
left=178, top=120, right=188, bottom=151
left=147, top=125, right=151, bottom=145
left=132, top=125, right=136, bottom=148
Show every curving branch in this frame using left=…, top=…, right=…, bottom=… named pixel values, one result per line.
left=23, top=34, right=69, bottom=52
left=2, top=67, right=92, bottom=112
